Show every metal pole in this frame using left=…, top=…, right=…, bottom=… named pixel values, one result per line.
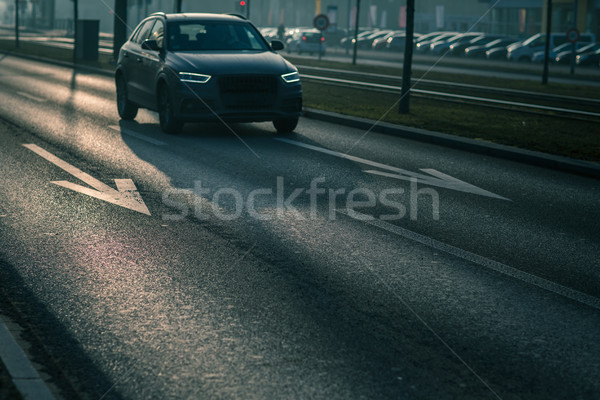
left=542, top=0, right=552, bottom=85
left=15, top=0, right=19, bottom=48
left=399, top=0, right=414, bottom=114
left=176, top=0, right=182, bottom=13
left=345, top=0, right=350, bottom=55
left=319, top=31, right=323, bottom=60
left=352, top=0, right=360, bottom=65
left=73, top=0, right=78, bottom=62
left=570, top=0, right=578, bottom=74
left=113, top=0, right=128, bottom=61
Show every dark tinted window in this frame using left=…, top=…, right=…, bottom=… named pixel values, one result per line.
left=149, top=19, right=165, bottom=48
left=167, top=21, right=268, bottom=51
left=134, top=19, right=156, bottom=45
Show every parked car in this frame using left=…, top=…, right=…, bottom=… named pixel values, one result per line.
left=507, top=32, right=596, bottom=62
left=372, top=31, right=403, bottom=50
left=429, top=32, right=483, bottom=55
left=287, top=30, right=326, bottom=55
left=115, top=13, right=302, bottom=134
left=449, top=34, right=503, bottom=56
left=531, top=41, right=588, bottom=63
left=385, top=33, right=422, bottom=51
left=576, top=48, right=600, bottom=66
left=464, top=37, right=519, bottom=58
left=415, top=32, right=457, bottom=53
left=414, top=31, right=449, bottom=44
left=352, top=30, right=394, bottom=49
left=340, top=29, right=376, bottom=47
left=555, top=42, right=600, bottom=64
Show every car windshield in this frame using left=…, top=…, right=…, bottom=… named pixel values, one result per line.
left=167, top=21, right=269, bottom=51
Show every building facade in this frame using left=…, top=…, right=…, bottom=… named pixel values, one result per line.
left=4, top=0, right=599, bottom=39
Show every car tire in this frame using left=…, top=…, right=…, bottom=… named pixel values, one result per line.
left=273, top=117, right=298, bottom=134
left=158, top=84, right=183, bottom=134
left=116, top=75, right=138, bottom=120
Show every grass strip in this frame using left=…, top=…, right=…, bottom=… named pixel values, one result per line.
left=303, top=82, right=600, bottom=162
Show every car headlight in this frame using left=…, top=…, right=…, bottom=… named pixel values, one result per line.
left=178, top=72, right=211, bottom=84
left=281, top=71, right=300, bottom=83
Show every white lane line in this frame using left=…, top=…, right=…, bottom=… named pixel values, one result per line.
left=0, top=317, right=56, bottom=400
left=109, top=125, right=167, bottom=146
left=338, top=209, right=600, bottom=311
left=17, top=91, right=45, bottom=103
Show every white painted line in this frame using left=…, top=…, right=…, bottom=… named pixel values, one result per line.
left=275, top=138, right=508, bottom=200
left=17, top=91, right=45, bottom=103
left=338, top=209, right=600, bottom=311
left=0, top=317, right=56, bottom=400
left=109, top=125, right=167, bottom=146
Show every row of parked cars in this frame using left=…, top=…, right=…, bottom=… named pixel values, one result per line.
left=261, top=26, right=600, bottom=67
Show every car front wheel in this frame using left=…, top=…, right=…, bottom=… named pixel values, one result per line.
left=273, top=117, right=298, bottom=134
left=158, top=84, right=183, bottom=134
left=116, top=75, right=138, bottom=120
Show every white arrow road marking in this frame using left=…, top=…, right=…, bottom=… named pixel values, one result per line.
left=275, top=138, right=509, bottom=201
left=23, top=144, right=151, bottom=215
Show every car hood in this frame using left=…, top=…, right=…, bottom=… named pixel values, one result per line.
left=167, top=51, right=294, bottom=75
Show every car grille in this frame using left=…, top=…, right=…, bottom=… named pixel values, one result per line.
left=219, top=75, right=277, bottom=108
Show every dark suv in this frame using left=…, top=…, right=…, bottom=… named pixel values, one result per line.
left=115, top=13, right=302, bottom=134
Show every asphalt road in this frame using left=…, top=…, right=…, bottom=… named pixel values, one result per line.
left=0, top=54, right=599, bottom=400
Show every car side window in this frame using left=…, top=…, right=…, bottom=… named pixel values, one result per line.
left=135, top=20, right=156, bottom=45
left=149, top=20, right=165, bottom=49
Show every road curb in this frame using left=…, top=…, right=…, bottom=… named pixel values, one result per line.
left=303, top=108, right=600, bottom=179
left=0, top=317, right=56, bottom=400
left=0, top=49, right=114, bottom=78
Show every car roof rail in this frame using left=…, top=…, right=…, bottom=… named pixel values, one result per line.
left=225, top=13, right=247, bottom=20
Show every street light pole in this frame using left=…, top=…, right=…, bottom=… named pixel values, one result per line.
left=15, top=0, right=19, bottom=48
left=570, top=0, right=578, bottom=74
left=399, top=0, right=415, bottom=114
left=352, top=0, right=360, bottom=65
left=73, top=0, right=78, bottom=62
left=542, top=0, right=552, bottom=85
left=113, top=0, right=128, bottom=61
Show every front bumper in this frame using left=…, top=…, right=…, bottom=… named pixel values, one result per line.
left=172, top=75, right=302, bottom=122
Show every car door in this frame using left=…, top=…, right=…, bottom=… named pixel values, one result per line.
left=137, top=19, right=165, bottom=108
left=126, top=18, right=156, bottom=105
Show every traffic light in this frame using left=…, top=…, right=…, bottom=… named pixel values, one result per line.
left=234, top=0, right=249, bottom=17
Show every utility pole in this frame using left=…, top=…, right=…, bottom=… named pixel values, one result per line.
left=345, top=0, right=350, bottom=55
left=542, top=0, right=552, bottom=85
left=113, top=0, right=128, bottom=61
left=570, top=0, right=578, bottom=74
left=352, top=0, right=360, bottom=65
left=15, top=0, right=19, bottom=48
left=73, top=0, right=78, bottom=62
left=399, top=0, right=415, bottom=114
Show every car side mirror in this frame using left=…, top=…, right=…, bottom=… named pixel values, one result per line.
left=271, top=40, right=284, bottom=51
left=142, top=39, right=162, bottom=52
